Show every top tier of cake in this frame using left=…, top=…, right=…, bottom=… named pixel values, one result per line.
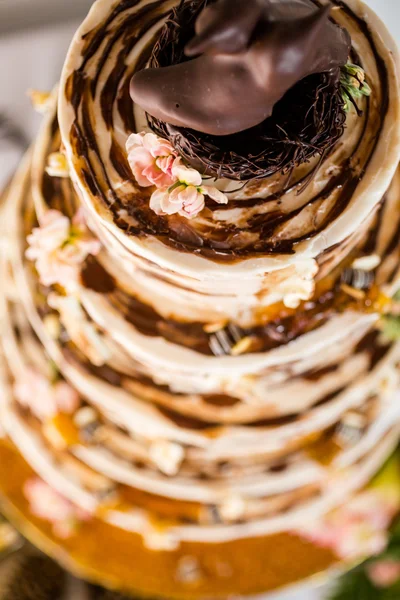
left=57, top=0, right=400, bottom=324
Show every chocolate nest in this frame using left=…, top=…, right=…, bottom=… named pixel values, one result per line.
left=147, top=0, right=348, bottom=182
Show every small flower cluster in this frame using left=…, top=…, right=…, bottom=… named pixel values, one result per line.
left=296, top=490, right=398, bottom=561
left=14, top=368, right=79, bottom=421
left=24, top=478, right=90, bottom=538
left=126, top=132, right=227, bottom=219
left=26, top=208, right=101, bottom=291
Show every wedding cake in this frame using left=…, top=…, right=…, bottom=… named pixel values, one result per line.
left=0, top=0, right=400, bottom=597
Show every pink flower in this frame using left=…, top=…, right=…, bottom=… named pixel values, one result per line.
left=171, top=158, right=203, bottom=187
left=14, top=368, right=79, bottom=421
left=295, top=491, right=397, bottom=561
left=126, top=132, right=177, bottom=188
left=26, top=209, right=100, bottom=291
left=26, top=210, right=70, bottom=257
left=368, top=559, right=400, bottom=588
left=126, top=133, right=229, bottom=218
left=150, top=158, right=228, bottom=220
left=150, top=185, right=205, bottom=219
left=24, top=478, right=89, bottom=538
left=54, top=381, right=81, bottom=414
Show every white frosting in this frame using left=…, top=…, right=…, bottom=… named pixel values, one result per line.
left=58, top=0, right=400, bottom=312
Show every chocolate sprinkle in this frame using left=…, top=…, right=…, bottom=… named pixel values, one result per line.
left=341, top=268, right=375, bottom=290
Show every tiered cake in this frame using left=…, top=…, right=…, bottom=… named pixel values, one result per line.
left=0, top=0, right=400, bottom=597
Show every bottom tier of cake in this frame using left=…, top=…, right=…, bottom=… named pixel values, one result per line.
left=0, top=438, right=399, bottom=599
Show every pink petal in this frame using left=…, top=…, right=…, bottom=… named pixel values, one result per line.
left=156, top=171, right=176, bottom=188
left=149, top=189, right=166, bottom=215
left=25, top=245, right=39, bottom=261
left=142, top=133, right=175, bottom=158
left=127, top=146, right=154, bottom=188
left=14, top=369, right=59, bottom=420
left=179, top=185, right=201, bottom=205
left=126, top=133, right=145, bottom=153
left=24, top=477, right=86, bottom=539
left=156, top=155, right=176, bottom=185
left=39, top=393, right=59, bottom=419
left=83, top=239, right=102, bottom=256
left=169, top=185, right=187, bottom=205
left=181, top=190, right=205, bottom=218
left=142, top=164, right=164, bottom=185
left=36, top=254, right=80, bottom=290
left=160, top=193, right=181, bottom=215
left=172, top=158, right=202, bottom=187
left=54, top=382, right=80, bottom=414
left=41, top=210, right=69, bottom=229
left=71, top=207, right=87, bottom=229
left=27, top=211, right=70, bottom=255
left=142, top=132, right=163, bottom=155
left=149, top=188, right=179, bottom=216
left=203, top=185, right=228, bottom=204
left=141, top=164, right=174, bottom=188
left=156, top=155, right=172, bottom=174
left=24, top=479, right=71, bottom=521
left=179, top=185, right=200, bottom=206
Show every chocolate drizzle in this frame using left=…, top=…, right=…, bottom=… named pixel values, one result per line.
left=64, top=0, right=389, bottom=260
left=38, top=128, right=400, bottom=362
left=81, top=256, right=116, bottom=294
left=73, top=188, right=399, bottom=360
left=104, top=271, right=381, bottom=357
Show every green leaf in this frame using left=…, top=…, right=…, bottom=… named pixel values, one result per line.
left=394, top=289, right=400, bottom=302
left=381, top=315, right=400, bottom=341
left=328, top=568, right=379, bottom=600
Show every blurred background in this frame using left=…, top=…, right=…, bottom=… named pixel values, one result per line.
left=0, top=0, right=92, bottom=189
left=0, top=0, right=398, bottom=599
